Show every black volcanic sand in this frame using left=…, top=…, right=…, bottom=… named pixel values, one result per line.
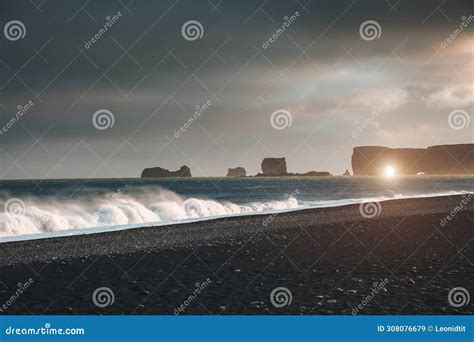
left=0, top=195, right=473, bottom=315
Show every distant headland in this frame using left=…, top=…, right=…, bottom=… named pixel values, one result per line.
left=140, top=143, right=473, bottom=178
left=352, top=144, right=473, bottom=176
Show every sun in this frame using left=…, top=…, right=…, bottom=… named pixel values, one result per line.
left=384, top=165, right=396, bottom=178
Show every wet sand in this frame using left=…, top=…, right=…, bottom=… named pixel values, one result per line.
left=0, top=195, right=473, bottom=315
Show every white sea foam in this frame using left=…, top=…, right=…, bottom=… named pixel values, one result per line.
left=0, top=189, right=299, bottom=239
left=0, top=189, right=470, bottom=242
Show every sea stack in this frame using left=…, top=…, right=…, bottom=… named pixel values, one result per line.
left=226, top=167, right=246, bottom=177
left=261, top=158, right=287, bottom=176
left=351, top=144, right=474, bottom=175
left=343, top=169, right=351, bottom=176
left=141, top=165, right=192, bottom=178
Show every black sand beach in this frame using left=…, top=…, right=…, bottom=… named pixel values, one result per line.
left=0, top=195, right=472, bottom=315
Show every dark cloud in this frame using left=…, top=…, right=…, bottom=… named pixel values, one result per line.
left=0, top=0, right=472, bottom=178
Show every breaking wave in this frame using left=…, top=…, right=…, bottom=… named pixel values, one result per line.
left=0, top=187, right=471, bottom=241
left=0, top=189, right=299, bottom=239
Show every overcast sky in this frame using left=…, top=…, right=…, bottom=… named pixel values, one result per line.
left=0, top=0, right=472, bottom=179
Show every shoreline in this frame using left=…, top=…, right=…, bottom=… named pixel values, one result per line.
left=1, top=192, right=471, bottom=245
left=0, top=194, right=472, bottom=314
left=0, top=194, right=472, bottom=264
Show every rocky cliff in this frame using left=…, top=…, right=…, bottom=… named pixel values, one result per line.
left=258, top=157, right=331, bottom=176
left=226, top=167, right=246, bottom=177
left=141, top=165, right=192, bottom=178
left=261, top=158, right=287, bottom=176
left=351, top=144, right=474, bottom=175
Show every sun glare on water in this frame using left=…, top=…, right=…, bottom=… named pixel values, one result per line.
left=384, top=165, right=396, bottom=178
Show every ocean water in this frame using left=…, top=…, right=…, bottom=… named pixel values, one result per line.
left=0, top=176, right=473, bottom=241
